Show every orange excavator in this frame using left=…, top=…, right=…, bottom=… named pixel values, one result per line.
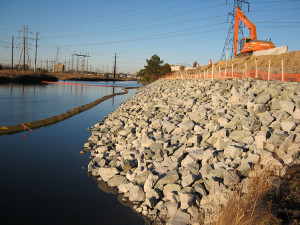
left=234, top=6, right=275, bottom=56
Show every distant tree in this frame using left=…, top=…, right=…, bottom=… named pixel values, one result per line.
left=179, top=65, right=185, bottom=71
left=161, top=63, right=171, bottom=75
left=0, top=64, right=2, bottom=70
left=193, top=61, right=197, bottom=67
left=137, top=54, right=171, bottom=85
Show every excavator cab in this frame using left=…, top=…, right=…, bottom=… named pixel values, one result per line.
left=240, top=37, right=252, bottom=52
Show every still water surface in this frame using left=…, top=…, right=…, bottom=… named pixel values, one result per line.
left=0, top=81, right=144, bottom=225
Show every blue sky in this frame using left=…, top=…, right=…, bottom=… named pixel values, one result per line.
left=0, top=0, right=300, bottom=73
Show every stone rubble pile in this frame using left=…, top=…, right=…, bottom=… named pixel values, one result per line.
left=85, top=79, right=300, bottom=224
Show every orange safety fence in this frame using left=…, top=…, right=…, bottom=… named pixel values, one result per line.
left=163, top=70, right=300, bottom=82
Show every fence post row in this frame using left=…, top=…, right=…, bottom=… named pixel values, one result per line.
left=166, top=58, right=293, bottom=82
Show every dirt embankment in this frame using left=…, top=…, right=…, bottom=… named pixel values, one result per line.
left=185, top=50, right=300, bottom=74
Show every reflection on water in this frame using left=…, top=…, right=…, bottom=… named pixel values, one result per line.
left=0, top=80, right=139, bottom=126
left=0, top=81, right=144, bottom=225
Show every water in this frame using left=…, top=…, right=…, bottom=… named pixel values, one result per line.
left=0, top=81, right=144, bottom=225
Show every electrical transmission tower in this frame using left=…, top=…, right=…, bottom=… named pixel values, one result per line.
left=220, top=0, right=250, bottom=61
left=18, top=25, right=33, bottom=70
left=71, top=51, right=90, bottom=74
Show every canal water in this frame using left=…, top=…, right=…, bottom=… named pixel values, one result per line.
left=0, top=81, right=144, bottom=225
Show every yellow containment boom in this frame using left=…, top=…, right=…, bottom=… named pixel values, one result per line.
left=0, top=86, right=137, bottom=135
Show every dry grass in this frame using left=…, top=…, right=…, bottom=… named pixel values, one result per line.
left=213, top=164, right=300, bottom=225
left=176, top=50, right=300, bottom=74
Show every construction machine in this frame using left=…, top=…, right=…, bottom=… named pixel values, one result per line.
left=234, top=6, right=275, bottom=56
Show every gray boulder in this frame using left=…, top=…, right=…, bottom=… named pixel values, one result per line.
left=98, top=168, right=119, bottom=182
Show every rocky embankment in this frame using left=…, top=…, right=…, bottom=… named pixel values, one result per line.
left=85, top=79, right=300, bottom=224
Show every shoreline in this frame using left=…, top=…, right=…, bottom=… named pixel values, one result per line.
left=0, top=70, right=138, bottom=84
left=0, top=72, right=58, bottom=84
left=85, top=78, right=300, bottom=224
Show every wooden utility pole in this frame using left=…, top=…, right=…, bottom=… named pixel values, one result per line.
left=11, top=36, right=14, bottom=71
left=34, top=32, right=39, bottom=72
left=113, top=53, right=117, bottom=79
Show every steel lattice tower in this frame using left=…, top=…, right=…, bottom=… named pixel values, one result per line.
left=220, top=0, right=250, bottom=61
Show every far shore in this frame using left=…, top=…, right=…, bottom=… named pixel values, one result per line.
left=0, top=70, right=138, bottom=84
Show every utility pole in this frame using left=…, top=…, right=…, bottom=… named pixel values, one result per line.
left=56, top=47, right=59, bottom=65
left=220, top=0, right=250, bottom=60
left=71, top=54, right=74, bottom=73
left=68, top=59, right=70, bottom=73
left=87, top=58, right=89, bottom=73
left=11, top=36, right=14, bottom=71
left=34, top=32, right=39, bottom=72
left=113, top=53, right=117, bottom=79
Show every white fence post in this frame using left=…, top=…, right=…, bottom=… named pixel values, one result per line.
left=281, top=59, right=284, bottom=82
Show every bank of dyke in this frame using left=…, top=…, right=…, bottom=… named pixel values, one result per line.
left=0, top=72, right=58, bottom=84
left=85, top=78, right=300, bottom=224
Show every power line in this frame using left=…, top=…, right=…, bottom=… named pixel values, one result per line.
left=41, top=21, right=227, bottom=48
left=30, top=0, right=176, bottom=30
left=41, top=14, right=227, bottom=40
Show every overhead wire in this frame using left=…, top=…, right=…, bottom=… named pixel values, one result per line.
left=31, top=0, right=175, bottom=30
left=41, top=14, right=227, bottom=40
left=40, top=2, right=226, bottom=40
left=40, top=21, right=227, bottom=48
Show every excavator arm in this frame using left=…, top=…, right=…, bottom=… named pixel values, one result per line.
left=234, top=6, right=257, bottom=56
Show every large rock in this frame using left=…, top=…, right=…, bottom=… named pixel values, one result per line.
left=281, top=121, right=297, bottom=132
left=166, top=209, right=191, bottom=225
left=163, top=183, right=182, bottom=195
left=128, top=185, right=145, bottom=202
left=133, top=170, right=151, bottom=185
left=255, top=92, right=271, bottom=104
left=280, top=100, right=295, bottom=114
left=179, top=192, right=194, bottom=209
left=229, top=130, right=252, bottom=142
left=258, top=111, right=275, bottom=127
left=224, top=144, right=243, bottom=159
left=181, top=155, right=195, bottom=167
left=98, top=168, right=119, bottom=182
left=107, top=175, right=127, bottom=187
left=186, top=148, right=205, bottom=160
left=155, top=170, right=180, bottom=189
left=144, top=173, right=159, bottom=193
left=118, top=181, right=135, bottom=194
left=293, top=109, right=300, bottom=119
left=181, top=173, right=197, bottom=187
